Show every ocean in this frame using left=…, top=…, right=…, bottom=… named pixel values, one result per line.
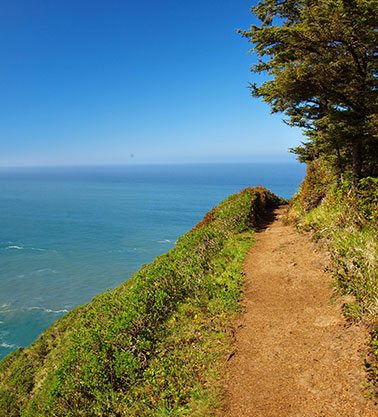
left=0, top=163, right=305, bottom=359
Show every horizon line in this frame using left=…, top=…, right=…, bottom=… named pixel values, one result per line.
left=0, top=160, right=303, bottom=170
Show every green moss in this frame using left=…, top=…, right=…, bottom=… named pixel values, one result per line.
left=0, top=187, right=280, bottom=417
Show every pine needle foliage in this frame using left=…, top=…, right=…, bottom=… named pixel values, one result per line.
left=241, top=0, right=378, bottom=180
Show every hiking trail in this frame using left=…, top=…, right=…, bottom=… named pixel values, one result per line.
left=221, top=207, right=377, bottom=417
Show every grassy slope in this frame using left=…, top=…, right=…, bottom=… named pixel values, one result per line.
left=0, top=187, right=280, bottom=417
left=287, top=160, right=378, bottom=395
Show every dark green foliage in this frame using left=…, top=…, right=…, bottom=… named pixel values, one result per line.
left=298, top=159, right=336, bottom=210
left=241, top=0, right=378, bottom=180
left=0, top=187, right=281, bottom=417
left=352, top=177, right=378, bottom=224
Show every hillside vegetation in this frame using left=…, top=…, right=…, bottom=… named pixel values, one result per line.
left=287, top=160, right=378, bottom=394
left=0, top=187, right=280, bottom=417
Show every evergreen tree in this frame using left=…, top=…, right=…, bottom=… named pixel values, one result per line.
left=241, top=0, right=378, bottom=180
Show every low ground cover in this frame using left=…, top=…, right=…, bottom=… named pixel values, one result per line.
left=288, top=161, right=378, bottom=396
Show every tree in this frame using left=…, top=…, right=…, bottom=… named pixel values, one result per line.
left=241, top=0, right=378, bottom=180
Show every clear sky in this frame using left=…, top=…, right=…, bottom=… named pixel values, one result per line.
left=0, top=0, right=304, bottom=167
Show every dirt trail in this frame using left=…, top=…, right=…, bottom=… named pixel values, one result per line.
left=221, top=207, right=377, bottom=417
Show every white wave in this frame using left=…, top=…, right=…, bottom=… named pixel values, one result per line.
left=0, top=304, right=14, bottom=313
left=35, top=268, right=58, bottom=274
left=158, top=239, right=172, bottom=244
left=46, top=308, right=69, bottom=314
left=0, top=304, right=69, bottom=315
left=3, top=244, right=56, bottom=253
left=30, top=247, right=53, bottom=252
left=27, top=306, right=69, bottom=314
left=0, top=342, right=18, bottom=349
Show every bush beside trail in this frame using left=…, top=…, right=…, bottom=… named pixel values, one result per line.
left=288, top=160, right=378, bottom=396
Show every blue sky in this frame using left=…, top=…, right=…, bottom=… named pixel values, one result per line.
left=0, top=0, right=304, bottom=166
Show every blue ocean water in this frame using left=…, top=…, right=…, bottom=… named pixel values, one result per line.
left=0, top=163, right=305, bottom=359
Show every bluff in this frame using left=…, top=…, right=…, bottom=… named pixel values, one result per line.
left=0, top=187, right=280, bottom=417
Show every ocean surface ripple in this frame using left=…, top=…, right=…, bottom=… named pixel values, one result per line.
left=0, top=163, right=305, bottom=358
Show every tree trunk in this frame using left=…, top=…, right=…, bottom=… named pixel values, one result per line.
left=352, top=139, right=362, bottom=183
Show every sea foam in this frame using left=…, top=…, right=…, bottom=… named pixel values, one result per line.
left=0, top=342, right=18, bottom=349
left=26, top=307, right=69, bottom=314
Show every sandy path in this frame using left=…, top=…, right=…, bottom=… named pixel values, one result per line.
left=221, top=207, right=377, bottom=417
